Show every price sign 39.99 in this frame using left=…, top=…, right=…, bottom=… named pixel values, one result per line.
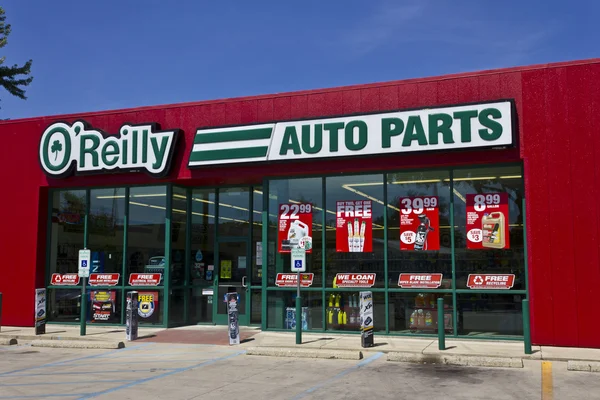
left=278, top=203, right=313, bottom=253
left=466, top=193, right=510, bottom=249
left=399, top=196, right=440, bottom=251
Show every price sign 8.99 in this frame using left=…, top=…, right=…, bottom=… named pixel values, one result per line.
left=399, top=196, right=440, bottom=251
left=466, top=193, right=510, bottom=250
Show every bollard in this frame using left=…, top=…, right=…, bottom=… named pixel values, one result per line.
left=437, top=297, right=445, bottom=350
left=523, top=299, right=532, bottom=354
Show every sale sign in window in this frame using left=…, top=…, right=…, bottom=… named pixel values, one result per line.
left=336, top=200, right=373, bottom=252
left=278, top=203, right=313, bottom=253
left=399, top=196, right=440, bottom=251
left=466, top=193, right=510, bottom=249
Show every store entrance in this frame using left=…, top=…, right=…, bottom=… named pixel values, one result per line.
left=214, top=238, right=250, bottom=326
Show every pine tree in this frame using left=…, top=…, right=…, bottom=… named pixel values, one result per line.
left=0, top=7, right=33, bottom=101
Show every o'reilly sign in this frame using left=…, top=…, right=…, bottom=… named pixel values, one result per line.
left=40, top=121, right=179, bottom=178
left=188, top=101, right=513, bottom=167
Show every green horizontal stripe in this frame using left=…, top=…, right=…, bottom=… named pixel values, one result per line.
left=189, top=146, right=269, bottom=162
left=194, top=127, right=273, bottom=144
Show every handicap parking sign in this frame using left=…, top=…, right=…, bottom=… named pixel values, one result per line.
left=291, top=248, right=306, bottom=272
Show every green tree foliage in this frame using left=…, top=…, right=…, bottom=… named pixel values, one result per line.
left=0, top=7, right=33, bottom=101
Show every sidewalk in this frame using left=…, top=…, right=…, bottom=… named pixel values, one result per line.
left=2, top=325, right=600, bottom=363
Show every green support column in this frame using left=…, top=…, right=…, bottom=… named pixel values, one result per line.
left=184, top=187, right=192, bottom=324
left=522, top=197, right=532, bottom=354
left=80, top=190, right=90, bottom=336
left=449, top=170, right=458, bottom=337
left=164, top=185, right=172, bottom=327
left=383, top=174, right=389, bottom=334
left=321, top=177, right=326, bottom=331
left=261, top=180, right=269, bottom=331
left=121, top=187, right=130, bottom=325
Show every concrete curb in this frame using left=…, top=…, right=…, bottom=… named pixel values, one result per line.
left=387, top=352, right=523, bottom=368
left=0, top=338, right=18, bottom=346
left=246, top=347, right=362, bottom=360
left=568, top=361, right=600, bottom=372
left=30, top=340, right=125, bottom=349
left=0, top=335, right=110, bottom=342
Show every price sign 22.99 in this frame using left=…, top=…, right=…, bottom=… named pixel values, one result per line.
left=466, top=193, right=510, bottom=249
left=278, top=203, right=313, bottom=253
left=399, top=196, right=440, bottom=251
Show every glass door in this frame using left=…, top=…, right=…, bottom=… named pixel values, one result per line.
left=214, top=238, right=249, bottom=325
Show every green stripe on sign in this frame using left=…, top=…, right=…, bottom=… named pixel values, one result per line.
left=194, top=128, right=273, bottom=144
left=189, top=146, right=269, bottom=163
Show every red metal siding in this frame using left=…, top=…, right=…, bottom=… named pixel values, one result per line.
left=1, top=59, right=600, bottom=348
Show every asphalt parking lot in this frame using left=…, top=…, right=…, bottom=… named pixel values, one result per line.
left=1, top=343, right=600, bottom=399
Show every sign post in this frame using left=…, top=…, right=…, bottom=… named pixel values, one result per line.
left=78, top=249, right=91, bottom=336
left=34, top=288, right=47, bottom=335
left=226, top=293, right=240, bottom=345
left=126, top=291, right=139, bottom=341
left=291, top=247, right=306, bottom=344
left=360, top=291, right=374, bottom=347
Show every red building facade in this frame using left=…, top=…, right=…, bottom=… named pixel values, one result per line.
left=0, top=58, right=599, bottom=348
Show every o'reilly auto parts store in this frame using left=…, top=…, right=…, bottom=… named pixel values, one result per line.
left=1, top=58, right=599, bottom=348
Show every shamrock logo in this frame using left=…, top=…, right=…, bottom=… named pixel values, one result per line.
left=50, top=140, right=62, bottom=161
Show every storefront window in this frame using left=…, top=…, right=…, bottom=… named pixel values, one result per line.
left=251, top=187, right=263, bottom=286
left=47, top=288, right=81, bottom=322
left=453, top=166, right=525, bottom=289
left=87, top=188, right=125, bottom=284
left=268, top=178, right=323, bottom=287
left=325, top=174, right=384, bottom=288
left=88, top=289, right=121, bottom=324
left=267, top=291, right=323, bottom=330
left=325, top=291, right=385, bottom=332
left=389, top=292, right=452, bottom=334
left=49, top=190, right=86, bottom=276
left=190, top=189, right=216, bottom=287
left=386, top=171, right=452, bottom=288
left=126, top=186, right=167, bottom=286
left=137, top=290, right=164, bottom=325
left=457, top=293, right=523, bottom=336
left=171, top=187, right=187, bottom=286
left=218, top=187, right=250, bottom=237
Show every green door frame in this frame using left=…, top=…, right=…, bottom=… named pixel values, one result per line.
left=213, top=236, right=252, bottom=325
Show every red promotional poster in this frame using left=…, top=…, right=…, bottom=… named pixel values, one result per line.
left=138, top=291, right=159, bottom=323
left=128, top=273, right=162, bottom=286
left=466, top=193, right=510, bottom=249
left=398, top=273, right=443, bottom=288
left=90, top=290, right=117, bottom=323
left=467, top=274, right=515, bottom=289
left=333, top=273, right=376, bottom=288
left=399, top=196, right=440, bottom=251
left=335, top=200, right=373, bottom=253
left=89, top=273, right=120, bottom=286
left=275, top=273, right=314, bottom=287
left=278, top=203, right=313, bottom=253
left=50, top=273, right=80, bottom=286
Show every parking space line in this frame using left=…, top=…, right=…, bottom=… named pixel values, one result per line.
left=542, top=361, right=553, bottom=400
left=67, top=359, right=221, bottom=367
left=76, top=350, right=246, bottom=399
left=5, top=368, right=177, bottom=378
left=0, top=394, right=93, bottom=399
left=0, top=343, right=153, bottom=377
left=291, top=352, right=384, bottom=400
left=0, top=379, right=136, bottom=387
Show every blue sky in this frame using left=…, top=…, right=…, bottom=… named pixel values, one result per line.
left=1, top=0, right=597, bottom=120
